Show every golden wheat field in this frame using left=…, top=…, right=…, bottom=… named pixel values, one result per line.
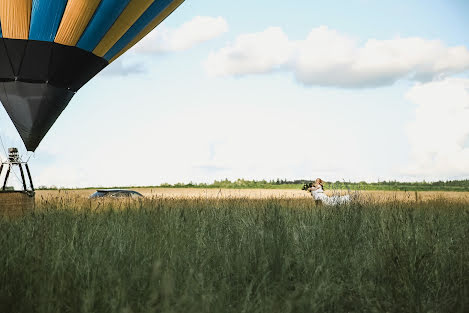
left=35, top=188, right=469, bottom=203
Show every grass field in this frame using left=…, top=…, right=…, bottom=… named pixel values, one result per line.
left=1, top=193, right=468, bottom=312
left=36, top=188, right=469, bottom=202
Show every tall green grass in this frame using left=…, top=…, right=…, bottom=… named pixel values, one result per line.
left=1, top=197, right=468, bottom=313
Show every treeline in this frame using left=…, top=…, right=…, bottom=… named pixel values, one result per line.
left=35, top=178, right=469, bottom=192
left=325, top=180, right=469, bottom=192
left=158, top=178, right=469, bottom=191
left=159, top=179, right=299, bottom=190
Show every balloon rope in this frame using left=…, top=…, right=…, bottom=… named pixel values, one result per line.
left=0, top=83, right=11, bottom=159
left=26, top=151, right=34, bottom=163
left=11, top=166, right=22, bottom=186
left=0, top=127, right=23, bottom=187
left=0, top=133, right=7, bottom=161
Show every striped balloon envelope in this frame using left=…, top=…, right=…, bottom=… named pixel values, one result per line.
left=0, top=0, right=184, bottom=151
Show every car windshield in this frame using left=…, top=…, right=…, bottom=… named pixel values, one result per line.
left=89, top=191, right=108, bottom=198
left=110, top=192, right=131, bottom=197
left=89, top=190, right=143, bottom=199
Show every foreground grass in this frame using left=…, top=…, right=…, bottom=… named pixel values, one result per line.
left=1, top=197, right=468, bottom=313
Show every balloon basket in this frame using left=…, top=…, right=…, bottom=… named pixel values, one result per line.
left=0, top=191, right=35, bottom=218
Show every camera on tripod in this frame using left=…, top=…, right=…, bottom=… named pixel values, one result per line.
left=302, top=182, right=313, bottom=191
left=8, top=148, right=20, bottom=163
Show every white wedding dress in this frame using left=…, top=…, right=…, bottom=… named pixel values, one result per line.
left=312, top=186, right=350, bottom=205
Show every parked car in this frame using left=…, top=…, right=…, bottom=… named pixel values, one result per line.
left=89, top=189, right=144, bottom=199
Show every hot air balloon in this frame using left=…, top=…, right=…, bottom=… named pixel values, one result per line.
left=0, top=0, right=185, bottom=152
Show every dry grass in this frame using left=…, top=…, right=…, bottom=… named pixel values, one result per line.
left=36, top=188, right=469, bottom=203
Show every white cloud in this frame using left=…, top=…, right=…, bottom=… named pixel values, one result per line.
left=102, top=16, right=229, bottom=76
left=205, top=26, right=469, bottom=88
left=205, top=27, right=294, bottom=76
left=101, top=59, right=146, bottom=76
left=403, top=78, right=469, bottom=179
left=135, top=16, right=228, bottom=53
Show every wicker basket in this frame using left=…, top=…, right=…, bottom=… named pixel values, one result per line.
left=0, top=191, right=35, bottom=218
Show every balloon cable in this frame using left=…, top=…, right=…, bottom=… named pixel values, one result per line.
left=0, top=128, right=23, bottom=187
left=26, top=152, right=33, bottom=163
left=0, top=132, right=7, bottom=160
left=11, top=166, right=22, bottom=187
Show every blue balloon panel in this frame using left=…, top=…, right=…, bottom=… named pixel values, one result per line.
left=103, top=0, right=174, bottom=61
left=76, top=0, right=132, bottom=52
left=29, top=0, right=68, bottom=42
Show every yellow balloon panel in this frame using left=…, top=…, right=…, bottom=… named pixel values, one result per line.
left=93, top=0, right=154, bottom=57
left=0, top=0, right=32, bottom=40
left=110, top=0, right=185, bottom=63
left=54, top=0, right=101, bottom=46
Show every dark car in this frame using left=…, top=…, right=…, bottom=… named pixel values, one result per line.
left=89, top=189, right=144, bottom=199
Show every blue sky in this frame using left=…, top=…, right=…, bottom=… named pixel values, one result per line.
left=1, top=0, right=469, bottom=187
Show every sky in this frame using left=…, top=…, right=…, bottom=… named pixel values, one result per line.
left=1, top=0, right=469, bottom=188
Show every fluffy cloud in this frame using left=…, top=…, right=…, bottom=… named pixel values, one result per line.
left=205, top=26, right=469, bottom=88
left=102, top=16, right=228, bottom=76
left=403, top=78, right=469, bottom=179
left=101, top=59, right=146, bottom=76
left=135, top=16, right=228, bottom=53
left=205, top=27, right=293, bottom=75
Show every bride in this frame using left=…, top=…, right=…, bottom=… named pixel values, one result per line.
left=307, top=178, right=350, bottom=205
